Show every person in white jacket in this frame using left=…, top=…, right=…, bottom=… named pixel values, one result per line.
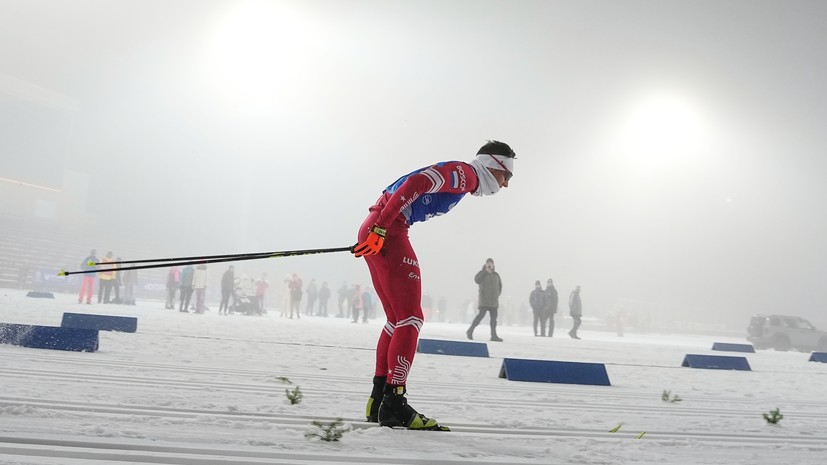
left=192, top=264, right=209, bottom=313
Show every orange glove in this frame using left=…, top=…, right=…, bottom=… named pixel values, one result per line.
left=353, top=225, right=387, bottom=257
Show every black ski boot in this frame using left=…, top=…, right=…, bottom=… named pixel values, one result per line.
left=365, top=375, right=386, bottom=422
left=378, top=385, right=449, bottom=431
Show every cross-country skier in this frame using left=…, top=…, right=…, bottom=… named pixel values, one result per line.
left=352, top=140, right=516, bottom=430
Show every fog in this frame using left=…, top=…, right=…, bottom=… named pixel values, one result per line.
left=2, top=0, right=826, bottom=330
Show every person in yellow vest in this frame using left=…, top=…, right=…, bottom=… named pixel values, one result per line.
left=97, top=251, right=116, bottom=304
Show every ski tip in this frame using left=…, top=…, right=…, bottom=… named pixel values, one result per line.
left=57, top=268, right=68, bottom=277
left=86, top=260, right=96, bottom=267
left=412, top=424, right=450, bottom=432
left=635, top=431, right=646, bottom=439
left=609, top=424, right=622, bottom=433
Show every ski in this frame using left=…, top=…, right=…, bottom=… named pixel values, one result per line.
left=363, top=420, right=450, bottom=432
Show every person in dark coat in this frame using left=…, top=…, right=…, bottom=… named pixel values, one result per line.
left=306, top=279, right=318, bottom=316
left=318, top=281, right=331, bottom=316
left=467, top=258, right=504, bottom=342
left=569, top=285, right=582, bottom=339
left=545, top=278, right=559, bottom=337
left=529, top=280, right=548, bottom=337
left=219, top=265, right=235, bottom=315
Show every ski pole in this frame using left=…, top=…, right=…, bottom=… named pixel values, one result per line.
left=89, top=246, right=352, bottom=266
left=60, top=245, right=354, bottom=277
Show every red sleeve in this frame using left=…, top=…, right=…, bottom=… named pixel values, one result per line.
left=375, top=161, right=478, bottom=228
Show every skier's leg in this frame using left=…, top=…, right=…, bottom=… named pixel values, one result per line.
left=364, top=256, right=394, bottom=422
left=372, top=230, right=441, bottom=429
left=378, top=232, right=422, bottom=388
left=359, top=210, right=398, bottom=421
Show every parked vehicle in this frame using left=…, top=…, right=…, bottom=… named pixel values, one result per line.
left=747, top=315, right=827, bottom=352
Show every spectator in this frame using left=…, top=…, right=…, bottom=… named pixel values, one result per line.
left=165, top=266, right=180, bottom=309
left=350, top=284, right=364, bottom=323
left=437, top=296, right=447, bottom=322
left=363, top=287, right=375, bottom=320
left=306, top=278, right=318, bottom=316
left=318, top=281, right=331, bottom=316
left=288, top=273, right=302, bottom=319
left=77, top=249, right=97, bottom=305
left=280, top=273, right=292, bottom=317
left=193, top=264, right=208, bottom=313
left=219, top=265, right=234, bottom=315
left=467, top=258, right=504, bottom=342
left=545, top=278, right=559, bottom=337
left=337, top=281, right=349, bottom=318
left=421, top=294, right=433, bottom=320
left=179, top=264, right=195, bottom=312
left=97, top=251, right=116, bottom=304
left=255, top=272, right=269, bottom=314
left=569, top=285, right=583, bottom=339
left=112, top=257, right=123, bottom=304
left=122, top=266, right=137, bottom=306
left=16, top=265, right=29, bottom=290
left=616, top=306, right=627, bottom=337
left=529, top=280, right=548, bottom=336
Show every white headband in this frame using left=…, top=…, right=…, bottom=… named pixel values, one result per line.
left=474, top=154, right=514, bottom=175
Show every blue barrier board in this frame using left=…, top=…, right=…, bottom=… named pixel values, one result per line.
left=62, top=313, right=137, bottom=333
left=498, top=358, right=611, bottom=386
left=712, top=342, right=755, bottom=353
left=0, top=323, right=99, bottom=352
left=417, top=338, right=489, bottom=357
left=682, top=354, right=751, bottom=371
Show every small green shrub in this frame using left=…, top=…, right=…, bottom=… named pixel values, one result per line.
left=286, top=386, right=303, bottom=405
left=305, top=419, right=349, bottom=442
left=661, top=390, right=682, bottom=403
left=763, top=408, right=783, bottom=424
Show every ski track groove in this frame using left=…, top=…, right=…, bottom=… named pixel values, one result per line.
left=4, top=351, right=824, bottom=407
left=7, top=348, right=827, bottom=404
left=0, top=436, right=534, bottom=465
left=2, top=397, right=827, bottom=447
left=3, top=366, right=827, bottom=421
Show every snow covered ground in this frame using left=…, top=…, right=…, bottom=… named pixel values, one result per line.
left=1, top=288, right=826, bottom=465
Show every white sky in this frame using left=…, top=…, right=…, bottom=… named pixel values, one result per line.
left=1, top=0, right=826, bottom=327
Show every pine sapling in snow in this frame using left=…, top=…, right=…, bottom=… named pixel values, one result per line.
left=286, top=386, right=303, bottom=405
left=305, top=419, right=349, bottom=442
left=661, top=390, right=682, bottom=403
left=763, top=408, right=783, bottom=424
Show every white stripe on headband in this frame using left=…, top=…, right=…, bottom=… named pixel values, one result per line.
left=474, top=154, right=514, bottom=174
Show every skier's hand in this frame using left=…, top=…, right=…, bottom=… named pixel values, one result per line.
left=352, top=225, right=386, bottom=257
